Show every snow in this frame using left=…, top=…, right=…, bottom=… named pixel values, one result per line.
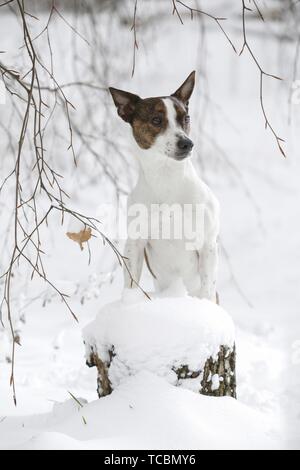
left=83, top=291, right=235, bottom=390
left=211, top=374, right=221, bottom=392
left=0, top=372, right=283, bottom=450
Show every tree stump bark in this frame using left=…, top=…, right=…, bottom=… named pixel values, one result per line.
left=83, top=295, right=237, bottom=400
left=85, top=343, right=236, bottom=399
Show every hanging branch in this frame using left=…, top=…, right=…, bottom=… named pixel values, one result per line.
left=171, top=0, right=237, bottom=53
left=131, top=0, right=139, bottom=77
left=0, top=0, right=140, bottom=405
left=0, top=0, right=14, bottom=7
left=240, top=0, right=286, bottom=157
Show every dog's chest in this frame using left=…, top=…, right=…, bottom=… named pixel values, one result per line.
left=132, top=163, right=205, bottom=203
left=128, top=164, right=219, bottom=245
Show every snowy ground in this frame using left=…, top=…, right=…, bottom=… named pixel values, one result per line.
left=0, top=372, right=282, bottom=450
left=0, top=1, right=300, bottom=450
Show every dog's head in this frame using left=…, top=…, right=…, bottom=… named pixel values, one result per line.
left=109, top=71, right=195, bottom=162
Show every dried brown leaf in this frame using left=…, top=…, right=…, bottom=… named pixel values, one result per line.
left=66, top=227, right=92, bottom=250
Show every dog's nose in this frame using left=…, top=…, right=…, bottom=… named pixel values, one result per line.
left=177, top=137, right=194, bottom=152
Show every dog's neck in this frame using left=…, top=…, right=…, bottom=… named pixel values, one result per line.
left=132, top=144, right=196, bottom=200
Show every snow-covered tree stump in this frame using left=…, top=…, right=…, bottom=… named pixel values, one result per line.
left=83, top=293, right=236, bottom=399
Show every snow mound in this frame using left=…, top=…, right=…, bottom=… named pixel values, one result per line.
left=18, top=432, right=86, bottom=451
left=0, top=372, right=282, bottom=450
left=52, top=397, right=88, bottom=422
left=83, top=292, right=235, bottom=389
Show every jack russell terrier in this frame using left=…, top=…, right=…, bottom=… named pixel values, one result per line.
left=109, top=71, right=219, bottom=302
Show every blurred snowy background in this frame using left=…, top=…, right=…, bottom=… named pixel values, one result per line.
left=0, top=0, right=299, bottom=449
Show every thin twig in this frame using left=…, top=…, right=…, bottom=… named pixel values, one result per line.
left=240, top=0, right=286, bottom=157
left=0, top=0, right=14, bottom=7
left=0, top=0, right=139, bottom=406
left=131, top=0, right=139, bottom=77
left=172, top=0, right=237, bottom=53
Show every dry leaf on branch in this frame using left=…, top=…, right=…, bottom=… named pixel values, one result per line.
left=66, top=227, right=92, bottom=250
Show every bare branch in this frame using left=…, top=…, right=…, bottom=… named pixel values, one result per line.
left=131, top=0, right=139, bottom=77
left=0, top=0, right=139, bottom=405
left=172, top=0, right=237, bottom=53
left=240, top=0, right=286, bottom=157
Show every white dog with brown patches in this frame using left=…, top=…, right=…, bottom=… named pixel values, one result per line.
left=109, top=71, right=219, bottom=302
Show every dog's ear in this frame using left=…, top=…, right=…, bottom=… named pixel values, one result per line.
left=109, top=87, right=141, bottom=123
left=172, top=71, right=196, bottom=106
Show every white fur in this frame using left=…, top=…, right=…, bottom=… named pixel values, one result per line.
left=124, top=98, right=220, bottom=301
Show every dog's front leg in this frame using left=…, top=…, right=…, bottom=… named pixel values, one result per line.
left=198, top=242, right=218, bottom=302
left=123, top=238, right=146, bottom=289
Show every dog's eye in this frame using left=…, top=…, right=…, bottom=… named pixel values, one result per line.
left=151, top=116, right=162, bottom=126
left=184, top=115, right=190, bottom=124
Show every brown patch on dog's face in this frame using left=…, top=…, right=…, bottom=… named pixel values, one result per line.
left=131, top=98, right=168, bottom=149
left=109, top=72, right=196, bottom=156
left=171, top=97, right=191, bottom=135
